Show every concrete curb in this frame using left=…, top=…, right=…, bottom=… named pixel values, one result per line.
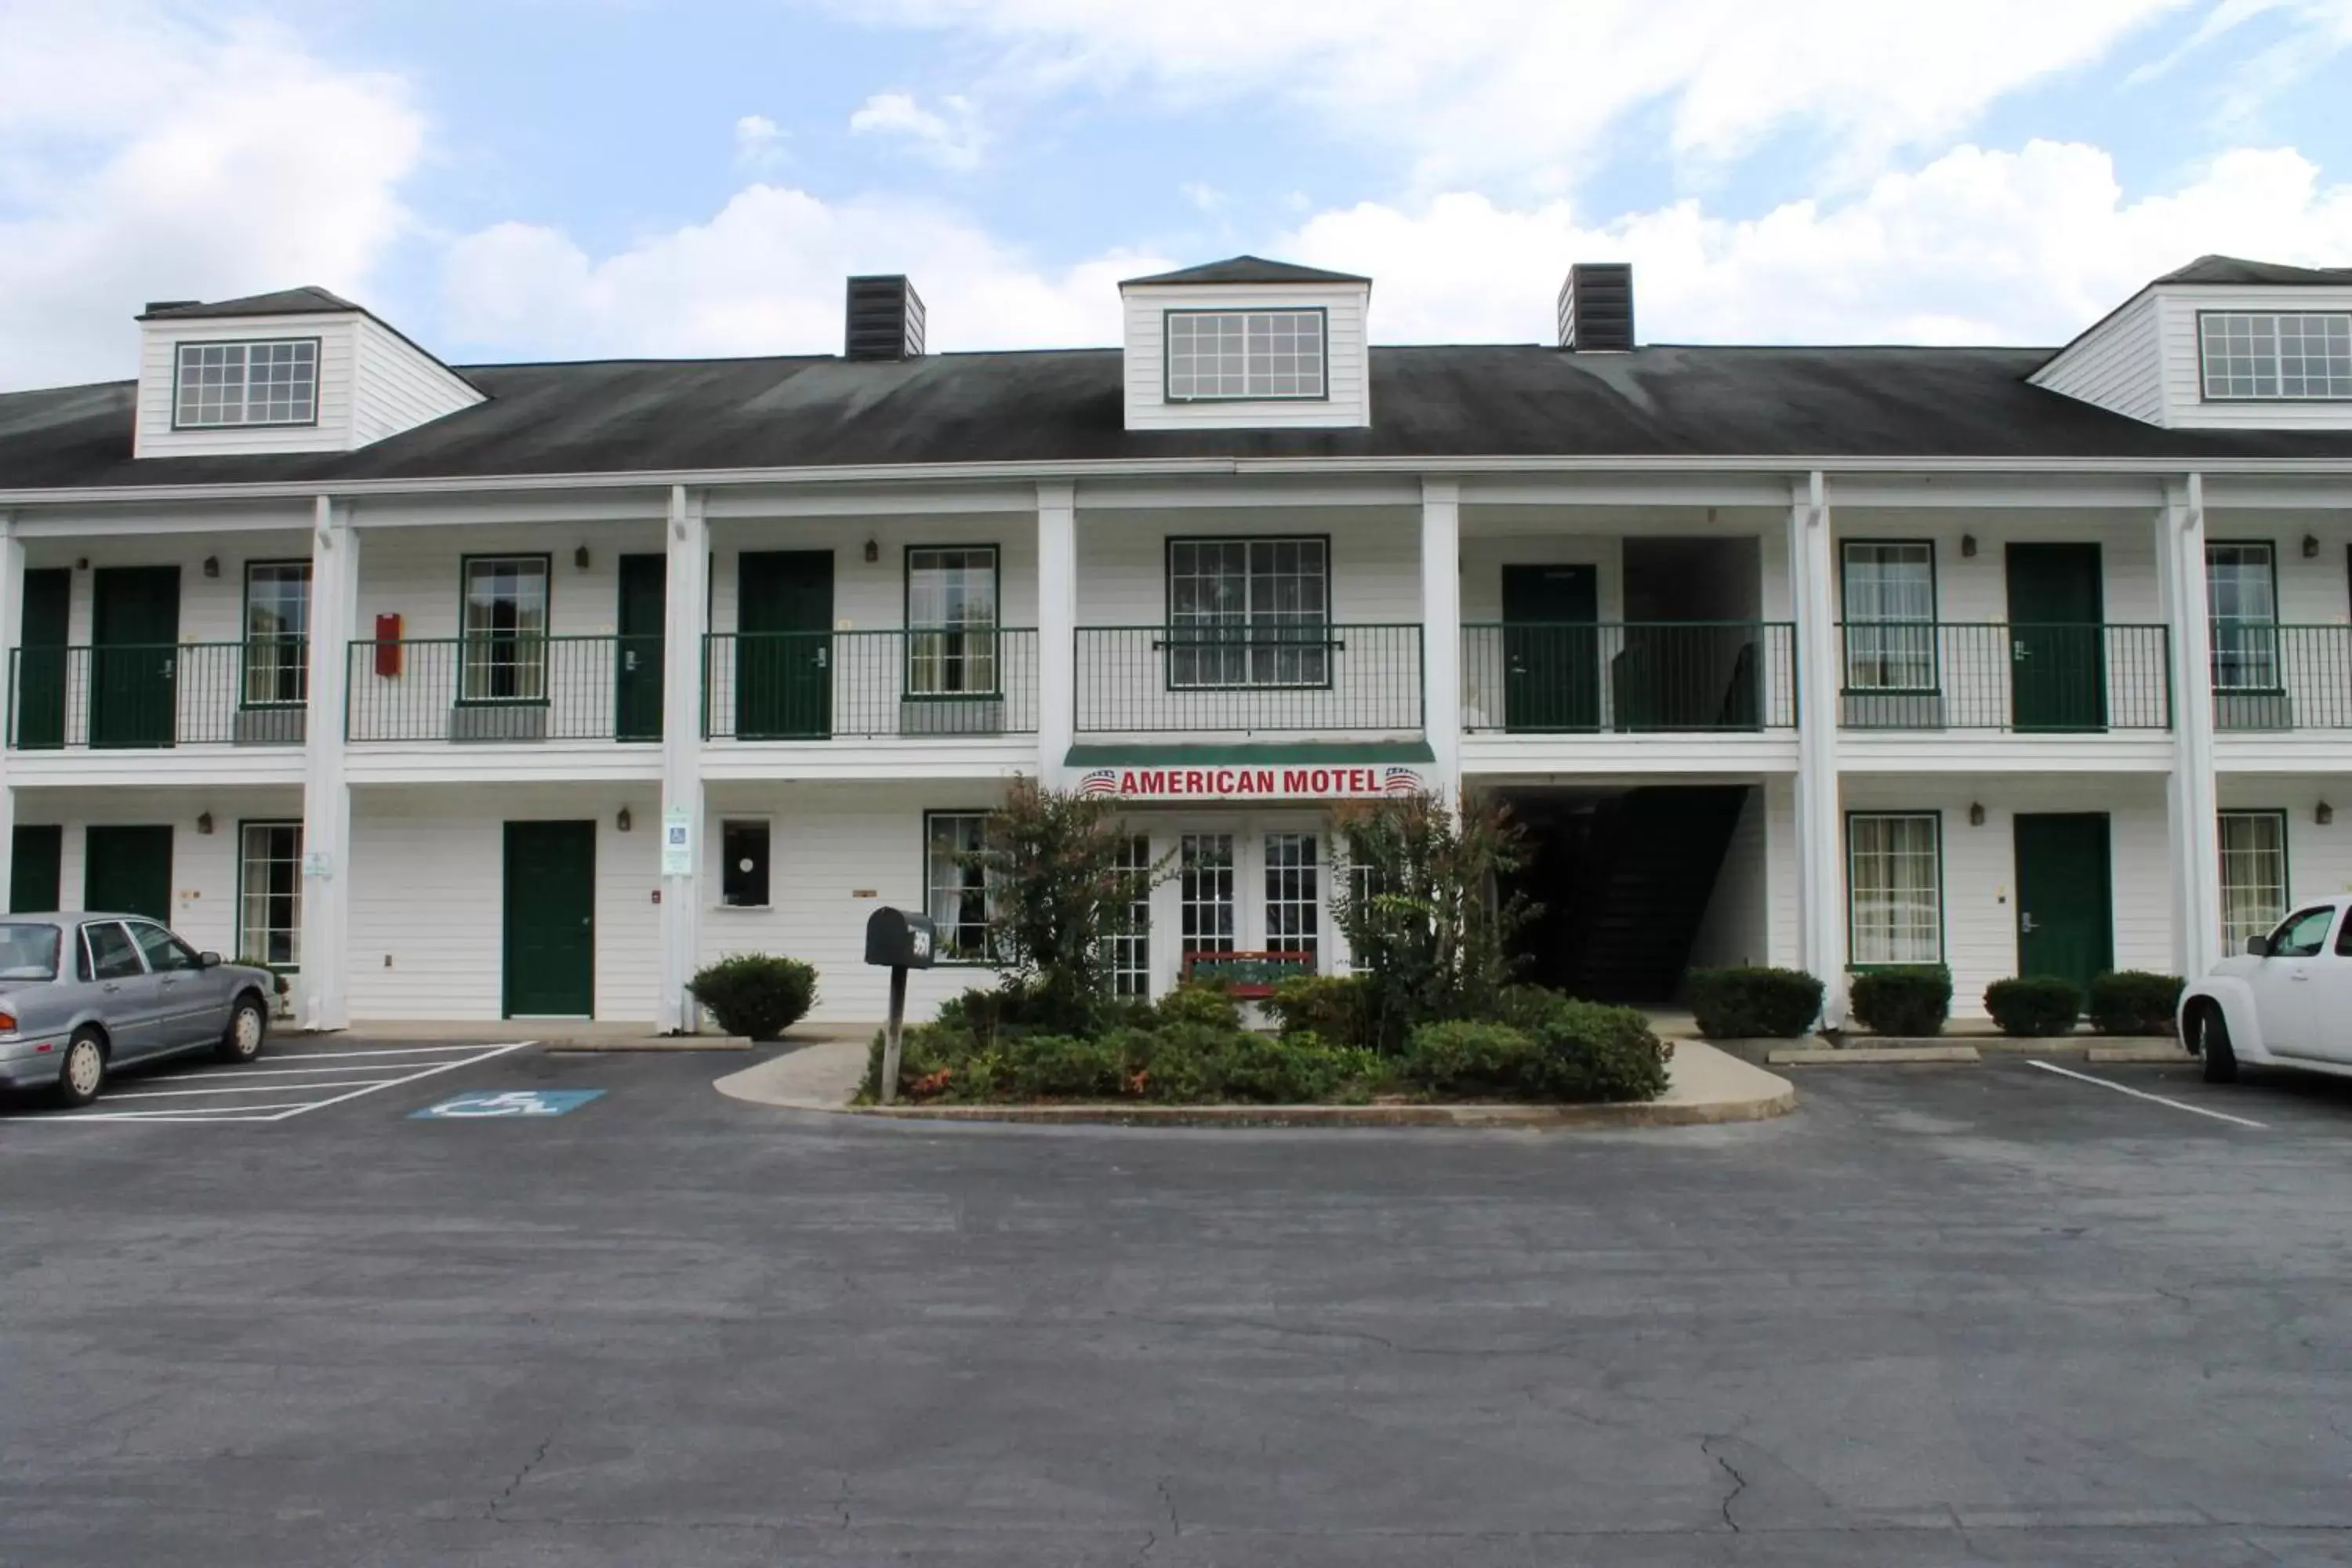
left=545, top=1037, right=753, bottom=1053
left=1770, top=1045, right=1981, bottom=1065
left=713, top=1038, right=1795, bottom=1131
left=2087, top=1043, right=2190, bottom=1064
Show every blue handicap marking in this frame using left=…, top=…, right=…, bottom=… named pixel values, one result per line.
left=412, top=1090, right=605, bottom=1120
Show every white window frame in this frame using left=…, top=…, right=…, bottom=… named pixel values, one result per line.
left=1840, top=541, right=1937, bottom=693
left=460, top=555, right=551, bottom=704
left=2199, top=310, right=2352, bottom=401
left=1178, top=833, right=1237, bottom=962
left=924, top=811, right=996, bottom=964
left=1848, top=812, right=1944, bottom=967
left=243, top=561, right=311, bottom=707
left=1163, top=309, right=1328, bottom=401
left=2219, top=810, right=2288, bottom=956
left=172, top=339, right=321, bottom=429
left=1262, top=831, right=1321, bottom=964
left=238, top=820, right=303, bottom=969
left=719, top=818, right=772, bottom=909
left=906, top=545, right=1000, bottom=698
left=2205, top=542, right=2280, bottom=692
left=1107, top=832, right=1152, bottom=998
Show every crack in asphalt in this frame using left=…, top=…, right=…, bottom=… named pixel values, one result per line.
left=486, top=1432, right=553, bottom=1520
left=1701, top=1437, right=1748, bottom=1534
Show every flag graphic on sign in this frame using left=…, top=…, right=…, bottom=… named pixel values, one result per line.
left=1078, top=768, right=1121, bottom=797
left=1383, top=767, right=1425, bottom=796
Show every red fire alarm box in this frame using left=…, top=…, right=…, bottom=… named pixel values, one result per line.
left=373, top=614, right=402, bottom=677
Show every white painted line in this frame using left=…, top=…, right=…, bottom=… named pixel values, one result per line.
left=259, top=1045, right=527, bottom=1062
left=2027, top=1059, right=2270, bottom=1129
left=2, top=1040, right=539, bottom=1125
left=103, top=1079, right=396, bottom=1102
left=154, top=1062, right=421, bottom=1083
left=31, top=1112, right=291, bottom=1123
left=267, top=1041, right=538, bottom=1121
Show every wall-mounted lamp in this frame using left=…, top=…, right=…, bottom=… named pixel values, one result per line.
left=615, top=806, right=633, bottom=833
left=2318, top=801, right=2334, bottom=826
left=863, top=539, right=880, bottom=564
left=196, top=811, right=214, bottom=835
left=574, top=546, right=591, bottom=570
left=74, top=557, right=88, bottom=571
left=2305, top=534, right=2322, bottom=560
left=201, top=556, right=220, bottom=579
left=1961, top=534, right=1977, bottom=558
left=1968, top=802, right=1986, bottom=826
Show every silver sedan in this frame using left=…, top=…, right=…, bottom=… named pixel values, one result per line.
left=0, top=913, right=277, bottom=1107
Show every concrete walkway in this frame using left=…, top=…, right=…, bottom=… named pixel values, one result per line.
left=714, top=1035, right=1794, bottom=1129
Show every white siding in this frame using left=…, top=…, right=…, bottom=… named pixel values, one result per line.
left=1121, top=282, right=1372, bottom=431
left=1763, top=775, right=1801, bottom=968
left=1689, top=783, right=1769, bottom=971
left=2030, top=292, right=2165, bottom=425
left=19, top=531, right=307, bottom=648
left=2158, top=289, right=2352, bottom=430
left=2205, top=509, right=2352, bottom=624
left=134, top=315, right=361, bottom=459
left=348, top=317, right=483, bottom=446
left=707, top=514, right=1039, bottom=636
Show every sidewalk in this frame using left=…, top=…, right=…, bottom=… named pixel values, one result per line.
left=713, top=1036, right=1795, bottom=1129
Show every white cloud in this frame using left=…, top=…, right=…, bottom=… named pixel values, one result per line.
left=848, top=91, right=985, bottom=169
left=0, top=2, right=423, bottom=390
left=734, top=114, right=787, bottom=171
left=442, top=183, right=1165, bottom=358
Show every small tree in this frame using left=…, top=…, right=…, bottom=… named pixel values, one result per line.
left=967, top=777, right=1174, bottom=1031
left=1329, top=791, right=1537, bottom=1051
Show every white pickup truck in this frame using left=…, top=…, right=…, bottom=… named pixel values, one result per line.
left=2181, top=894, right=2352, bottom=1084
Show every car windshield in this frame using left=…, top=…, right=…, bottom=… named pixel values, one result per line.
left=0, top=922, right=63, bottom=982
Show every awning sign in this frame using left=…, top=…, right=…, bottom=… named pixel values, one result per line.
left=1077, top=764, right=1425, bottom=801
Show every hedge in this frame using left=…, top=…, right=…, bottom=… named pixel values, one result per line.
left=1984, top=976, right=2083, bottom=1037
left=2088, top=971, right=2183, bottom=1036
left=1686, top=967, right=1824, bottom=1039
left=1849, top=966, right=1952, bottom=1036
left=689, top=954, right=818, bottom=1041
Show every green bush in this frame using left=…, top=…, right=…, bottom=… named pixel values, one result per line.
left=1984, top=976, right=2083, bottom=1037
left=1403, top=1021, right=1537, bottom=1095
left=1003, top=1033, right=1134, bottom=1099
left=2088, top=971, right=2183, bottom=1036
left=1210, top=1031, right=1355, bottom=1104
left=1849, top=966, right=1953, bottom=1037
left=1155, top=982, right=1243, bottom=1033
left=690, top=954, right=818, bottom=1041
left=1530, top=1000, right=1672, bottom=1102
left=1493, top=983, right=1569, bottom=1033
left=1686, top=967, right=1824, bottom=1038
left=1265, top=973, right=1372, bottom=1049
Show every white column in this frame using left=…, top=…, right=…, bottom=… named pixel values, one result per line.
left=1788, top=471, right=1847, bottom=1022
left=297, top=495, right=357, bottom=1032
left=2159, top=474, right=2222, bottom=980
left=1420, top=477, right=1463, bottom=800
left=0, top=513, right=21, bottom=906
left=1036, top=481, right=1077, bottom=789
left=658, top=484, right=709, bottom=1033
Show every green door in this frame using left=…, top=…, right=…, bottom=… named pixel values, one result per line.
left=503, top=820, right=595, bottom=1016
left=84, top=824, right=173, bottom=921
left=615, top=554, right=666, bottom=742
left=1501, top=564, right=1600, bottom=732
left=2013, top=813, right=2114, bottom=996
left=2006, top=543, right=2104, bottom=732
left=9, top=824, right=62, bottom=913
left=91, top=566, right=180, bottom=749
left=736, top=551, right=833, bottom=739
left=14, top=568, right=70, bottom=750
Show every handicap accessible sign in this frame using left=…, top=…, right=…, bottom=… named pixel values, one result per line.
left=412, top=1090, right=605, bottom=1119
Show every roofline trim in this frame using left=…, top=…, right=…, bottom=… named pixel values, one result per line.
left=7, top=452, right=2352, bottom=507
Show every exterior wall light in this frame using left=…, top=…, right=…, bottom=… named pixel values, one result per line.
left=2318, top=802, right=2334, bottom=826
left=202, top=556, right=220, bottom=578
left=575, top=546, right=591, bottom=569
left=1961, top=534, right=1977, bottom=558
left=1968, top=802, right=1986, bottom=826
left=196, top=811, right=214, bottom=834
left=616, top=806, right=633, bottom=832
left=864, top=539, right=880, bottom=563
left=2304, top=535, right=2321, bottom=559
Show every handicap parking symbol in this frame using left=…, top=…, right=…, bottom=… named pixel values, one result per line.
left=412, top=1090, right=605, bottom=1120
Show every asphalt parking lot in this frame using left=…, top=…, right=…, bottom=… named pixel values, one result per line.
left=5, top=1040, right=2352, bottom=1566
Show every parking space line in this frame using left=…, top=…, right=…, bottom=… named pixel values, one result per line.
left=264, top=1042, right=538, bottom=1121
left=260, top=1045, right=531, bottom=1062
left=2027, top=1059, right=2269, bottom=1129
left=102, top=1080, right=397, bottom=1102
left=162, top=1062, right=426, bottom=1083
left=2, top=1041, right=539, bottom=1125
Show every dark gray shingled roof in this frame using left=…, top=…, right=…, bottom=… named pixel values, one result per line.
left=6, top=342, right=2352, bottom=492
left=136, top=287, right=366, bottom=321
left=1121, top=256, right=1371, bottom=287
left=2152, top=255, right=2352, bottom=288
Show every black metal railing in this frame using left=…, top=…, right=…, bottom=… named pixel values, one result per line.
left=702, top=629, right=1038, bottom=739
left=1460, top=622, right=1797, bottom=732
left=7, top=641, right=306, bottom=748
left=347, top=636, right=663, bottom=742
left=1073, top=624, right=1422, bottom=734
left=1835, top=622, right=2170, bottom=731
left=2210, top=623, right=2352, bottom=730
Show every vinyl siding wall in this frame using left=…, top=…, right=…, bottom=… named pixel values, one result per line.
left=706, top=514, right=1040, bottom=635
left=348, top=318, right=483, bottom=447
left=1120, top=283, right=1372, bottom=431
left=2030, top=293, right=2165, bottom=424
left=2158, top=289, right=2352, bottom=431
left=1687, top=783, right=1773, bottom=971
left=12, top=789, right=297, bottom=951
left=133, top=315, right=361, bottom=459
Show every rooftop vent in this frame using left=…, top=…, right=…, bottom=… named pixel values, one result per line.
left=1557, top=263, right=1634, bottom=352
left=845, top=275, right=926, bottom=361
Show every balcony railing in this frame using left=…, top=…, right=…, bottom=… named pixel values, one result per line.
left=1836, top=622, right=2171, bottom=731
left=1073, top=624, right=1423, bottom=735
left=702, top=629, right=1038, bottom=740
left=1461, top=622, right=1797, bottom=732
left=347, top=636, right=662, bottom=742
left=2210, top=623, right=2352, bottom=730
left=7, top=641, right=307, bottom=749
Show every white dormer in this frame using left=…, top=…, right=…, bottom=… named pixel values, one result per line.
left=2031, top=256, right=2352, bottom=431
left=132, top=287, right=485, bottom=459
left=1119, top=256, right=1372, bottom=432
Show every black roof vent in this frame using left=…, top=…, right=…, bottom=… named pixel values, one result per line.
left=1558, top=263, right=1634, bottom=352
left=845, top=275, right=926, bottom=361
left=143, top=299, right=201, bottom=315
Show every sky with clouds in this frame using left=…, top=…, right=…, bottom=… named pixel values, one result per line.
left=2, top=0, right=2350, bottom=391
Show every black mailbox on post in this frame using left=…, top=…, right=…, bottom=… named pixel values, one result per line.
left=866, top=907, right=936, bottom=970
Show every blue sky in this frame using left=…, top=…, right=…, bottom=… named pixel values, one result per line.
left=2, top=0, right=2349, bottom=389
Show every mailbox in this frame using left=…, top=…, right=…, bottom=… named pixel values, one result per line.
left=865, top=906, right=936, bottom=970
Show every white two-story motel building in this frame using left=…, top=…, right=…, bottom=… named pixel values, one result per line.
left=2, top=255, right=2350, bottom=1030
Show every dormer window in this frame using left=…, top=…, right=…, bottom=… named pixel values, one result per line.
left=1165, top=310, right=1327, bottom=401
left=172, top=339, right=321, bottom=428
left=2199, top=311, right=2352, bottom=401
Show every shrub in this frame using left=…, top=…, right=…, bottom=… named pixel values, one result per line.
left=1493, top=983, right=1569, bottom=1033
left=2089, top=971, right=2183, bottom=1036
left=1155, top=982, right=1243, bottom=1033
left=1210, top=1032, right=1355, bottom=1104
left=1003, top=1033, right=1134, bottom=1099
left=1849, top=966, right=1953, bottom=1037
left=1529, top=1001, right=1672, bottom=1102
left=1266, top=973, right=1372, bottom=1049
left=1403, top=1021, right=1537, bottom=1095
left=690, top=954, right=818, bottom=1041
left=1984, top=976, right=2083, bottom=1037
left=1686, top=967, right=1824, bottom=1039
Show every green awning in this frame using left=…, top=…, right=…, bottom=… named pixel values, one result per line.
left=1065, top=739, right=1436, bottom=768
